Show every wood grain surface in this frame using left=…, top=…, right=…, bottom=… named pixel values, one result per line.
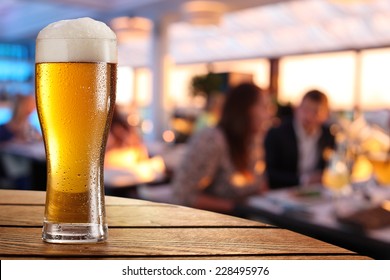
left=0, top=189, right=370, bottom=259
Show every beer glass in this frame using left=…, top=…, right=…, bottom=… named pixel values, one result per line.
left=36, top=18, right=117, bottom=243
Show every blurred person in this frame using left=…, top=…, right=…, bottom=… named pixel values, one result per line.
left=193, top=93, right=225, bottom=132
left=105, top=107, right=148, bottom=166
left=0, top=94, right=40, bottom=143
left=172, top=83, right=273, bottom=215
left=105, top=108, right=166, bottom=188
left=0, top=94, right=40, bottom=189
left=106, top=108, right=144, bottom=151
left=265, top=89, right=335, bottom=189
left=275, top=102, right=294, bottom=125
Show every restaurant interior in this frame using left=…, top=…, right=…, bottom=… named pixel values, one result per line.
left=0, top=0, right=390, bottom=258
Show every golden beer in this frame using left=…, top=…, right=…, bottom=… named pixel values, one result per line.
left=36, top=62, right=116, bottom=223
left=369, top=156, right=390, bottom=186
left=36, top=18, right=117, bottom=243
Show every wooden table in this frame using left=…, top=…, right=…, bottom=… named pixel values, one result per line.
left=0, top=189, right=370, bottom=259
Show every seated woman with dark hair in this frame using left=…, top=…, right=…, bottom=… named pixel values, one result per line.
left=172, top=83, right=273, bottom=215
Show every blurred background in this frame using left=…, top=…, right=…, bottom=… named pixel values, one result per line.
left=0, top=0, right=389, bottom=196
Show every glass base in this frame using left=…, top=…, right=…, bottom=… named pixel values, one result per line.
left=42, top=222, right=107, bottom=244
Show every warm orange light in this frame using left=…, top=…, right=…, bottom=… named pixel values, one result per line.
left=171, top=118, right=193, bottom=134
left=137, top=162, right=155, bottom=182
left=255, top=160, right=266, bottom=174
left=181, top=1, right=227, bottom=26
left=382, top=200, right=390, bottom=212
left=110, top=16, right=152, bottom=42
left=230, top=172, right=254, bottom=188
left=132, top=156, right=166, bottom=182
left=127, top=114, right=140, bottom=126
left=369, top=157, right=390, bottom=186
left=322, top=163, right=350, bottom=191
left=105, top=148, right=166, bottom=183
left=351, top=155, right=373, bottom=182
left=230, top=173, right=247, bottom=187
left=149, top=156, right=166, bottom=174
left=162, top=130, right=175, bottom=143
left=105, top=148, right=140, bottom=168
left=361, top=138, right=387, bottom=154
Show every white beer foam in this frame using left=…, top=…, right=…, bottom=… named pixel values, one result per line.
left=36, top=17, right=117, bottom=63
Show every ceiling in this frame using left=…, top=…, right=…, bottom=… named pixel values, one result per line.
left=1, top=0, right=390, bottom=65
left=169, top=0, right=390, bottom=64
left=0, top=0, right=283, bottom=41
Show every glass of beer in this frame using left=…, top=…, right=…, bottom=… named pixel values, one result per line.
left=36, top=18, right=117, bottom=243
left=368, top=152, right=390, bottom=186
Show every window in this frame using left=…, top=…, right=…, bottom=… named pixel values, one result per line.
left=279, top=52, right=356, bottom=110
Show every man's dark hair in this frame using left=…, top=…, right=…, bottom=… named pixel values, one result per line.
left=301, top=89, right=329, bottom=108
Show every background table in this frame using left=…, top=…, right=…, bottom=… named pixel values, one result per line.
left=0, top=141, right=175, bottom=196
left=0, top=189, right=370, bottom=259
left=246, top=186, right=390, bottom=259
